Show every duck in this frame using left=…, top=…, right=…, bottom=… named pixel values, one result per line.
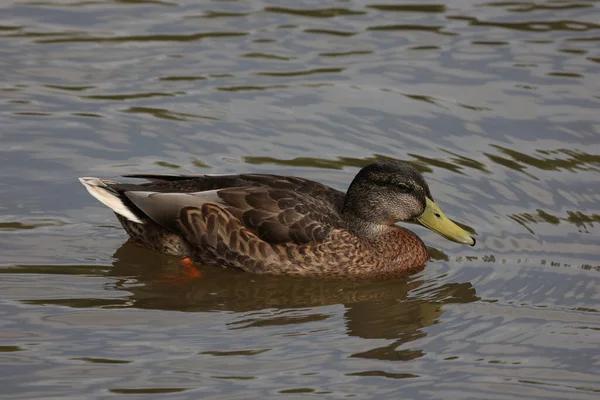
left=79, top=160, right=475, bottom=279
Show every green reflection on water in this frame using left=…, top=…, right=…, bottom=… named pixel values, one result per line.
left=0, top=264, right=110, bottom=275
left=367, top=25, right=454, bottom=37
left=123, top=106, right=219, bottom=121
left=0, top=346, right=23, bottom=352
left=319, top=50, right=373, bottom=57
left=264, top=7, right=366, bottom=18
left=23, top=298, right=131, bottom=308
left=450, top=16, right=600, bottom=32
left=0, top=219, right=70, bottom=231
left=44, top=84, right=95, bottom=92
left=279, top=388, right=315, bottom=394
left=110, top=388, right=188, bottom=394
left=200, top=349, right=270, bottom=356
left=34, top=0, right=179, bottom=6
left=212, top=375, right=256, bottom=380
left=72, top=357, right=132, bottom=364
left=403, top=93, right=438, bottom=105
left=558, top=48, right=588, bottom=55
left=241, top=52, right=292, bottom=61
left=484, top=2, right=594, bottom=13
left=409, top=45, right=440, bottom=51
left=85, top=92, right=174, bottom=100
left=484, top=153, right=531, bottom=175
left=472, top=41, right=508, bottom=46
left=197, top=11, right=251, bottom=19
left=154, top=161, right=181, bottom=169
left=493, top=146, right=600, bottom=173
left=408, top=154, right=463, bottom=174
left=217, top=85, right=288, bottom=92
left=191, top=159, right=211, bottom=168
left=13, top=112, right=52, bottom=117
left=509, top=209, right=600, bottom=234
left=158, top=76, right=206, bottom=81
left=547, top=72, right=583, bottom=78
left=366, top=4, right=446, bottom=13
left=347, top=370, right=419, bottom=379
left=37, top=32, right=247, bottom=44
left=442, top=150, right=491, bottom=173
left=254, top=67, right=345, bottom=77
left=566, top=36, right=600, bottom=43
left=72, top=112, right=103, bottom=118
left=304, top=29, right=357, bottom=37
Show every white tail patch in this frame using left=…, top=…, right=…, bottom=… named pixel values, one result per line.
left=79, top=177, right=143, bottom=223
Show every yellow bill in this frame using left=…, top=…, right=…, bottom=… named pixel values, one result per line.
left=417, top=198, right=476, bottom=246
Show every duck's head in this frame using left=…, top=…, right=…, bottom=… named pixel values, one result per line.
left=342, top=160, right=475, bottom=246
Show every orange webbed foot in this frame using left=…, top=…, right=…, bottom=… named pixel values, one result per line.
left=154, top=257, right=202, bottom=284
left=178, top=257, right=201, bottom=278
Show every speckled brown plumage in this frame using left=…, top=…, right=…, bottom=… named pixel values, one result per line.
left=173, top=203, right=428, bottom=278
left=79, top=161, right=466, bottom=279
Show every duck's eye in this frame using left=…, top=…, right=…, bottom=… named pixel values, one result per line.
left=395, top=183, right=411, bottom=192
left=373, top=180, right=411, bottom=192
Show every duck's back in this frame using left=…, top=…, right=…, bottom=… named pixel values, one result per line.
left=83, top=173, right=348, bottom=250
left=117, top=173, right=345, bottom=213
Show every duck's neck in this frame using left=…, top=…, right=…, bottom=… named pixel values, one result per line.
left=342, top=215, right=393, bottom=243
left=343, top=214, right=429, bottom=270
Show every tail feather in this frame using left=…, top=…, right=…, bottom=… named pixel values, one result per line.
left=79, top=177, right=143, bottom=223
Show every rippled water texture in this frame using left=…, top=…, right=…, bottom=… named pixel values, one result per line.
left=1, top=0, right=599, bottom=398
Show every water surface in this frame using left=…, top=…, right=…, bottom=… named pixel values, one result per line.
left=1, top=0, right=599, bottom=399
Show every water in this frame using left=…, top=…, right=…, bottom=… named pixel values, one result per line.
left=1, top=0, right=599, bottom=398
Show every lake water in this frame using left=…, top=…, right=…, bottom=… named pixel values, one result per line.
left=1, top=0, right=599, bottom=398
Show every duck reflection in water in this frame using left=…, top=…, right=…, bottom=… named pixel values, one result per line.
left=108, top=242, right=479, bottom=362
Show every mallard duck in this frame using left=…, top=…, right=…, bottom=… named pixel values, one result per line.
left=80, top=160, right=475, bottom=278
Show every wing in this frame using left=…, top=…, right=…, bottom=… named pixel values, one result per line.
left=217, top=186, right=344, bottom=243
left=176, top=203, right=278, bottom=273
left=123, top=186, right=346, bottom=245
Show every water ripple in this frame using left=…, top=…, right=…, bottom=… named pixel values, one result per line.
left=1, top=0, right=600, bottom=398
left=36, top=32, right=247, bottom=44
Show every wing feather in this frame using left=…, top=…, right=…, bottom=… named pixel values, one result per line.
left=102, top=172, right=346, bottom=245
left=177, top=205, right=278, bottom=272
